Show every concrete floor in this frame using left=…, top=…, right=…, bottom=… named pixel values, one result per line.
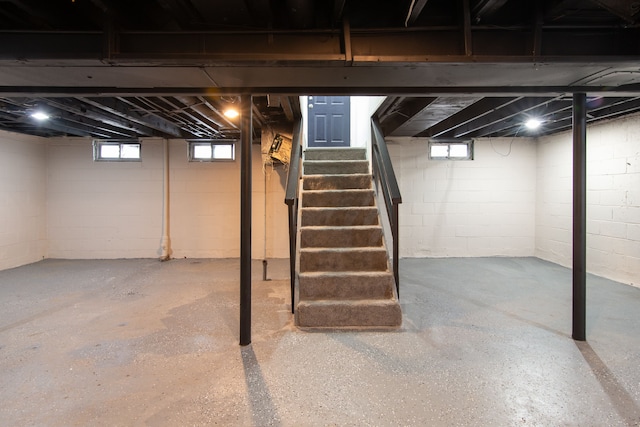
left=0, top=257, right=639, bottom=426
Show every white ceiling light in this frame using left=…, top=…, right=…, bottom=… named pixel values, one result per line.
left=224, top=108, right=239, bottom=119
left=525, top=118, right=542, bottom=130
left=30, top=111, right=50, bottom=121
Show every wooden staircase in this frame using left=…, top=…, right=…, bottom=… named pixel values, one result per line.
left=295, top=147, right=402, bottom=328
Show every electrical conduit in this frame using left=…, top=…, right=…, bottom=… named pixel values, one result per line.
left=160, top=138, right=172, bottom=260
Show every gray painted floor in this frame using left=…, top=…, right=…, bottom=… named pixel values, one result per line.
left=0, top=257, right=639, bottom=426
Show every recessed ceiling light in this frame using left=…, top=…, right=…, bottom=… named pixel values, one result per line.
left=30, top=111, right=50, bottom=121
left=525, top=118, right=541, bottom=130
left=224, top=109, right=239, bottom=119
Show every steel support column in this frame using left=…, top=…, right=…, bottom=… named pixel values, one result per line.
left=240, top=94, right=253, bottom=346
left=572, top=92, right=587, bottom=341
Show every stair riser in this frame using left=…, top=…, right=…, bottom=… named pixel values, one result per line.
left=296, top=301, right=402, bottom=328
left=304, top=148, right=366, bottom=161
left=303, top=174, right=371, bottom=190
left=304, top=161, right=369, bottom=175
left=300, top=227, right=383, bottom=248
left=299, top=274, right=394, bottom=300
left=300, top=250, right=388, bottom=272
left=301, top=208, right=379, bottom=227
left=302, top=190, right=374, bottom=207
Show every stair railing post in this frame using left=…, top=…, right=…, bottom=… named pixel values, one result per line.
left=287, top=202, right=296, bottom=313
left=393, top=203, right=399, bottom=297
left=285, top=120, right=304, bottom=314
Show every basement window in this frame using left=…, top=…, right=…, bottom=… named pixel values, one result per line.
left=93, top=140, right=141, bottom=161
left=188, top=140, right=236, bottom=162
left=429, top=140, right=473, bottom=160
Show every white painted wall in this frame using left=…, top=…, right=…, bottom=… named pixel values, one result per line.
left=389, top=137, right=537, bottom=257
left=301, top=95, right=308, bottom=147
left=169, top=140, right=289, bottom=259
left=47, top=137, right=164, bottom=258
left=3, top=103, right=638, bottom=287
left=47, top=138, right=289, bottom=260
left=0, top=131, right=48, bottom=270
left=351, top=96, right=386, bottom=149
left=536, top=113, right=640, bottom=286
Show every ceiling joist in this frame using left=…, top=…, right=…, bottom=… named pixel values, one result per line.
left=81, top=97, right=184, bottom=138
left=0, top=0, right=639, bottom=140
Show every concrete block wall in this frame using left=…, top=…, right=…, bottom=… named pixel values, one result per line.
left=47, top=138, right=164, bottom=258
left=2, top=110, right=638, bottom=287
left=388, top=137, right=537, bottom=257
left=47, top=138, right=289, bottom=260
left=170, top=139, right=239, bottom=258
left=0, top=131, right=48, bottom=270
left=169, top=140, right=289, bottom=259
left=536, top=113, right=640, bottom=286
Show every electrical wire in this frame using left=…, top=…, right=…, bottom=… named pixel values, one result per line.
left=489, top=125, right=523, bottom=157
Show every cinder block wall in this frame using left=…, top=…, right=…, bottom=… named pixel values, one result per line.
left=2, top=112, right=638, bottom=287
left=47, top=138, right=289, bottom=260
left=388, top=137, right=537, bottom=257
left=536, top=113, right=640, bottom=286
left=0, top=131, right=47, bottom=270
left=47, top=138, right=164, bottom=258
left=168, top=139, right=289, bottom=259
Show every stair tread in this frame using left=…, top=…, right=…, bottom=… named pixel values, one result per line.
left=303, top=159, right=369, bottom=175
left=304, top=148, right=367, bottom=161
left=303, top=175, right=372, bottom=191
left=302, top=188, right=375, bottom=207
left=300, top=270, right=393, bottom=277
left=300, top=247, right=387, bottom=252
left=303, top=188, right=374, bottom=193
left=305, top=148, right=366, bottom=151
left=299, top=298, right=398, bottom=305
left=304, top=173, right=371, bottom=177
left=304, top=160, right=368, bottom=164
left=301, top=206, right=378, bottom=210
left=301, top=225, right=382, bottom=230
left=300, top=207, right=380, bottom=226
left=300, top=224, right=384, bottom=248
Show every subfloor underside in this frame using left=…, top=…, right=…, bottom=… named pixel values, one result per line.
left=1, top=257, right=639, bottom=426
